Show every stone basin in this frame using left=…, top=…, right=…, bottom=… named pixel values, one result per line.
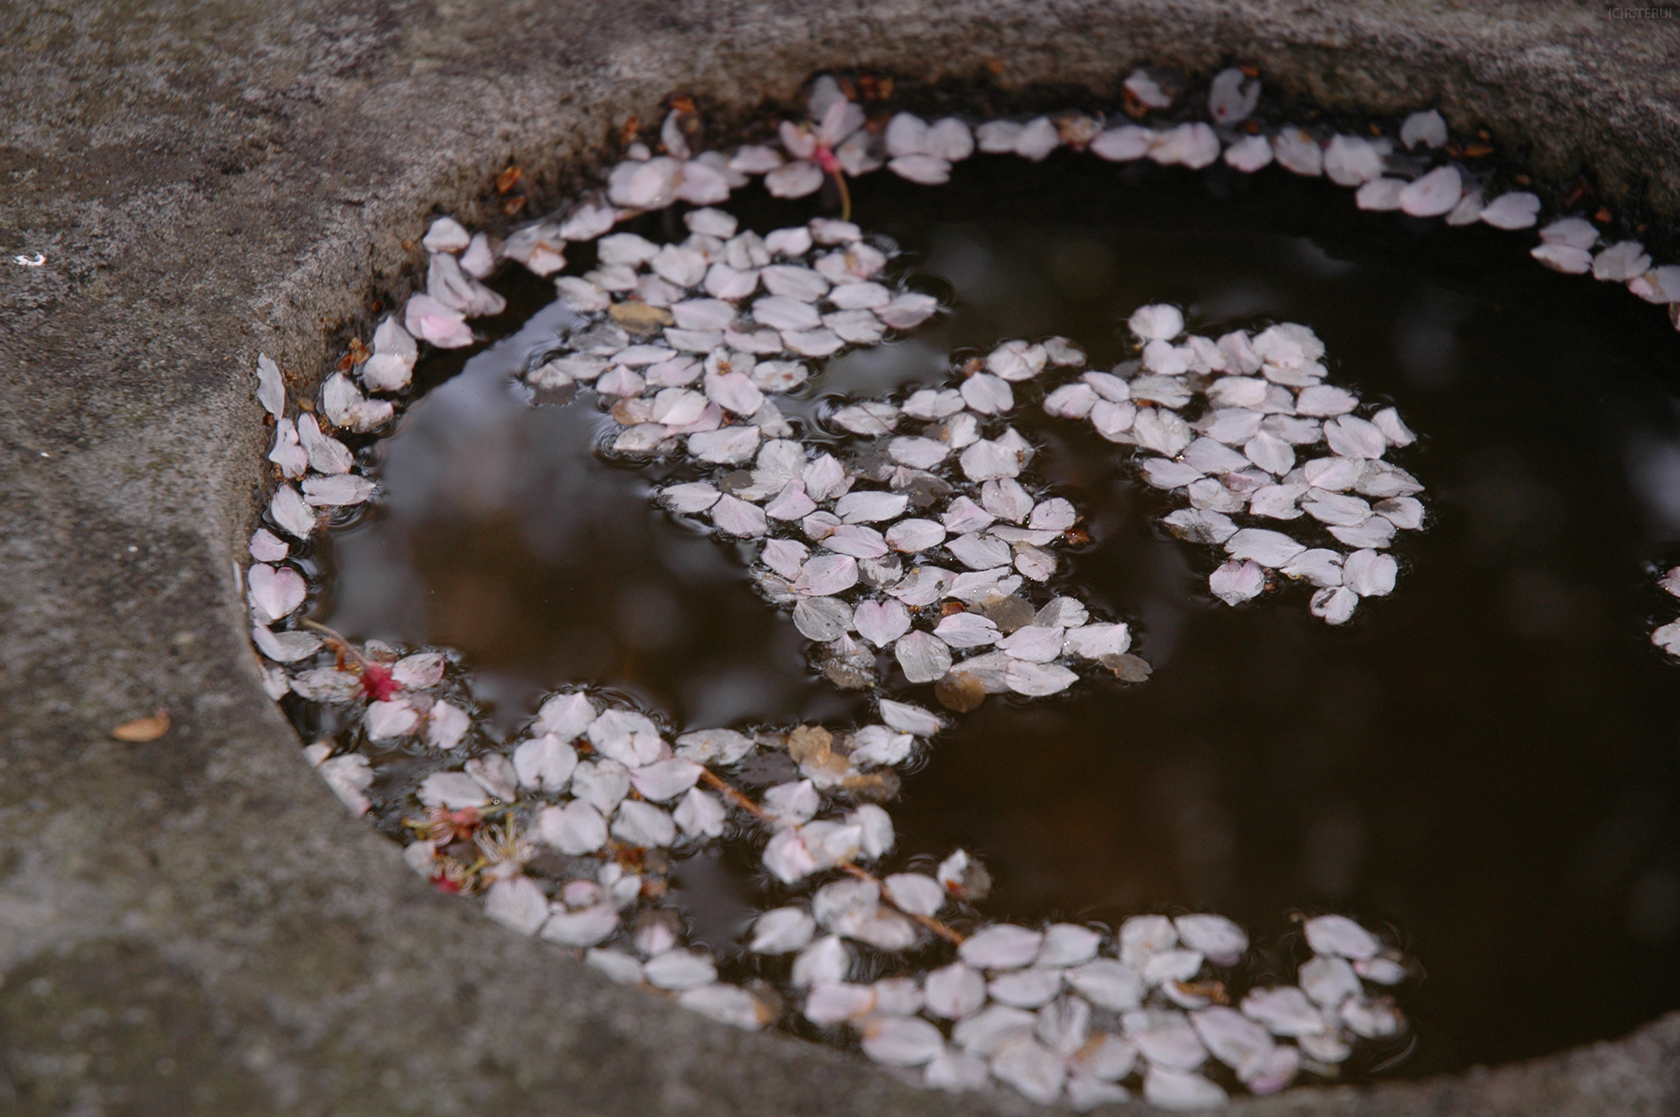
left=2, top=2, right=1678, bottom=1113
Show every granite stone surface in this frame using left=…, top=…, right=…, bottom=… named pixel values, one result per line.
left=2, top=2, right=1677, bottom=1113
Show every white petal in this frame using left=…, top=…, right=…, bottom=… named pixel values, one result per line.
left=1324, top=134, right=1384, bottom=186
left=541, top=902, right=620, bottom=946
left=680, top=983, right=767, bottom=1030
left=765, top=160, right=824, bottom=199
left=950, top=1006, right=1033, bottom=1064
left=1038, top=924, right=1102, bottom=967
left=1480, top=191, right=1541, bottom=230
left=889, top=154, right=951, bottom=184
left=301, top=474, right=375, bottom=506
left=835, top=489, right=909, bottom=523
left=612, top=800, right=675, bottom=847
left=1129, top=303, right=1184, bottom=341
left=752, top=907, right=817, bottom=953
left=269, top=485, right=316, bottom=538
left=1343, top=549, right=1398, bottom=596
left=484, top=877, right=549, bottom=936
left=1091, top=124, right=1153, bottom=162
left=1224, top=528, right=1305, bottom=567
left=1005, top=660, right=1077, bottom=696
left=1123, top=68, right=1173, bottom=107
left=989, top=967, right=1063, bottom=1008
left=1066, top=960, right=1144, bottom=1011
left=960, top=924, right=1042, bottom=969
left=989, top=1035, right=1066, bottom=1105
left=418, top=771, right=489, bottom=810
left=1208, top=559, right=1266, bottom=605
left=1354, top=177, right=1404, bottom=212
left=246, top=563, right=306, bottom=622
left=861, top=1017, right=944, bottom=1066
left=1014, top=117, right=1060, bottom=161
left=1304, top=914, right=1381, bottom=959
left=883, top=872, right=945, bottom=916
left=256, top=353, right=286, bottom=418
left=805, top=981, right=877, bottom=1025
left=1208, top=67, right=1260, bottom=126
left=925, top=962, right=987, bottom=1020
left=877, top=699, right=943, bottom=737
left=628, top=757, right=703, bottom=802
left=513, top=734, right=577, bottom=790
left=250, top=624, right=321, bottom=663
left=1063, top=623, right=1130, bottom=659
left=1300, top=954, right=1362, bottom=1006
left=928, top=118, right=974, bottom=161
left=1399, top=109, right=1448, bottom=149
left=1164, top=508, right=1238, bottom=545
left=644, top=950, right=717, bottom=991
left=1143, top=1067, right=1226, bottom=1111
left=1532, top=243, right=1594, bottom=274
left=688, top=426, right=761, bottom=465
left=793, top=553, right=859, bottom=597
left=894, top=630, right=953, bottom=683
left=1310, top=586, right=1359, bottom=625
left=538, top=800, right=607, bottom=854
left=877, top=292, right=939, bottom=330
left=1399, top=165, right=1463, bottom=217
left=1222, top=133, right=1273, bottom=173
left=1272, top=128, right=1323, bottom=176
left=1241, top=986, right=1325, bottom=1037
left=1593, top=240, right=1653, bottom=283
left=426, top=701, right=470, bottom=750
left=854, top=599, right=912, bottom=648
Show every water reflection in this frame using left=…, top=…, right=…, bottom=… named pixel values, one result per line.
left=327, top=355, right=867, bottom=734
left=324, top=159, right=1680, bottom=1076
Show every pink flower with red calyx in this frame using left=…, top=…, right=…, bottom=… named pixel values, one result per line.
left=766, top=77, right=881, bottom=218
left=358, top=661, right=399, bottom=701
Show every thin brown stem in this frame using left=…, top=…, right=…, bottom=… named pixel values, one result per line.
left=832, top=169, right=852, bottom=223
left=699, top=768, right=771, bottom=820
left=839, top=860, right=966, bottom=945
left=300, top=618, right=369, bottom=667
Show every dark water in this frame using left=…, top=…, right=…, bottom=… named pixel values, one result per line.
left=322, top=155, right=1680, bottom=1076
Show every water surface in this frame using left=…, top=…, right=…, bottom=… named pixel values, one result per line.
left=324, top=154, right=1680, bottom=1076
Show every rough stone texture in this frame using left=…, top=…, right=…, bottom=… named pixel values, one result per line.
left=2, top=2, right=1678, bottom=1114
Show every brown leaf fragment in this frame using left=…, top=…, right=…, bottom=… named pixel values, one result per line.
left=840, top=770, right=901, bottom=802
left=1177, top=980, right=1229, bottom=1006
left=977, top=594, right=1035, bottom=634
left=111, top=708, right=170, bottom=742
left=935, top=670, right=986, bottom=713
left=1101, top=653, right=1153, bottom=683
left=787, top=725, right=833, bottom=766
left=609, top=301, right=674, bottom=333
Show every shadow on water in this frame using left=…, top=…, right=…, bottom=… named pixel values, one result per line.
left=321, top=152, right=1680, bottom=1077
